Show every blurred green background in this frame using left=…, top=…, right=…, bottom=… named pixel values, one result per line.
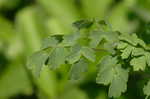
left=0, top=0, right=150, bottom=99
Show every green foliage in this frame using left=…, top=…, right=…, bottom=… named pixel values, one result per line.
left=96, top=56, right=129, bottom=98
left=28, top=20, right=150, bottom=98
left=3, top=0, right=150, bottom=99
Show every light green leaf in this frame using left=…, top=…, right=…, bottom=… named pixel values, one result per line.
left=138, top=39, right=147, bottom=48
left=67, top=45, right=95, bottom=63
left=48, top=47, right=69, bottom=69
left=27, top=50, right=49, bottom=77
left=130, top=56, right=146, bottom=71
left=108, top=65, right=129, bottom=98
left=119, top=33, right=146, bottom=48
left=89, top=31, right=104, bottom=47
left=117, top=41, right=128, bottom=49
left=89, top=31, right=118, bottom=48
left=69, top=58, right=88, bottom=81
left=67, top=45, right=81, bottom=64
left=81, top=47, right=96, bottom=62
left=119, top=34, right=138, bottom=46
left=67, top=52, right=81, bottom=64
left=96, top=56, right=118, bottom=85
left=121, top=45, right=134, bottom=59
left=41, top=36, right=58, bottom=49
left=132, top=48, right=145, bottom=56
left=61, top=32, right=80, bottom=46
left=104, top=42, right=116, bottom=54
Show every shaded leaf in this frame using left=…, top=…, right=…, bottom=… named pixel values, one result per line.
left=73, top=20, right=94, bottom=30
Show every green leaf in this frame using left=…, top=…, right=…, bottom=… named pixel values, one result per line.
left=67, top=52, right=81, bottom=64
left=67, top=45, right=96, bottom=63
left=117, top=41, right=128, bottom=50
left=48, top=47, right=69, bottom=69
left=41, top=36, right=58, bottom=49
left=27, top=50, right=49, bottom=77
left=67, top=45, right=82, bottom=64
left=69, top=58, right=88, bottom=81
left=96, top=56, right=117, bottom=85
left=119, top=34, right=138, bottom=46
left=132, top=48, right=145, bottom=56
left=89, top=31, right=104, bottom=47
left=121, top=45, right=134, bottom=59
left=108, top=65, right=129, bottom=98
left=143, top=80, right=150, bottom=99
left=119, top=33, right=147, bottom=48
left=81, top=47, right=96, bottom=62
left=104, top=42, right=116, bottom=54
left=130, top=56, right=146, bottom=71
left=138, top=38, right=147, bottom=48
left=96, top=56, right=129, bottom=98
left=89, top=30, right=118, bottom=48
left=61, top=32, right=80, bottom=46
left=72, top=20, right=94, bottom=30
